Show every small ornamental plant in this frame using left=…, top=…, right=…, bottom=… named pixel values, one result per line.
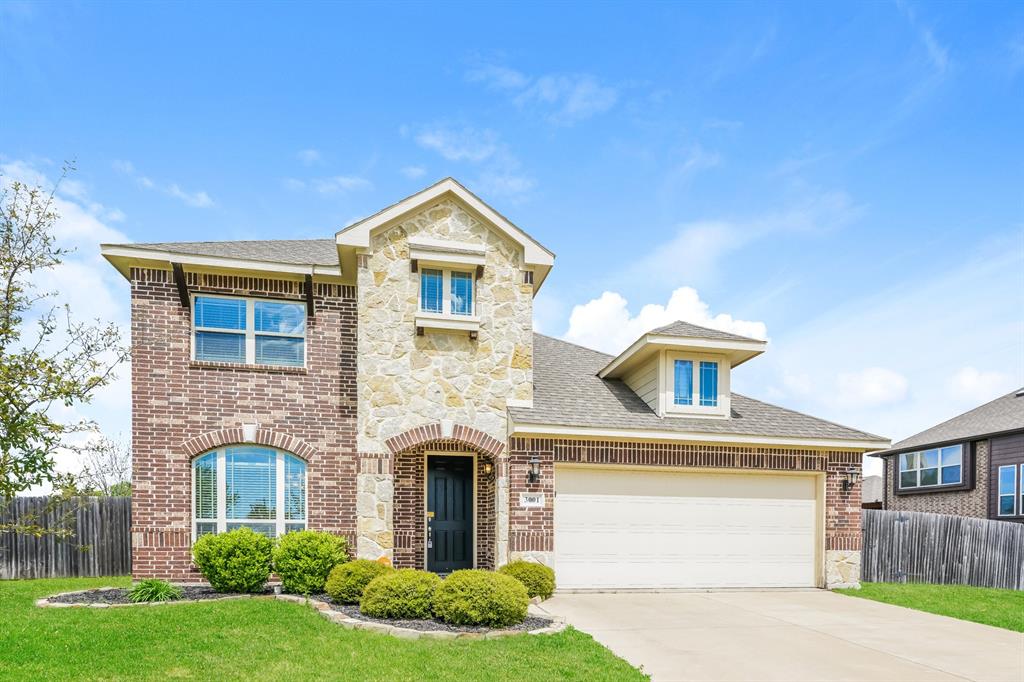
left=498, top=560, right=556, bottom=600
left=325, top=559, right=392, bottom=604
left=360, top=569, right=441, bottom=620
left=272, top=530, right=349, bottom=595
left=192, top=527, right=273, bottom=593
left=128, top=579, right=183, bottom=603
left=432, top=570, right=529, bottom=627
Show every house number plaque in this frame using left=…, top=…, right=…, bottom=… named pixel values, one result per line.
left=519, top=493, right=545, bottom=508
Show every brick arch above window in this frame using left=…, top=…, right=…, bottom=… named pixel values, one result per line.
left=180, top=428, right=319, bottom=462
left=384, top=423, right=506, bottom=459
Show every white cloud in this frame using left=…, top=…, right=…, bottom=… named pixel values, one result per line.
left=297, top=149, right=321, bottom=165
left=1, top=160, right=133, bottom=491
left=835, top=367, right=909, bottom=408
left=415, top=127, right=499, bottom=163
left=112, top=159, right=215, bottom=208
left=401, top=165, right=427, bottom=179
left=167, top=183, right=214, bottom=208
left=897, top=1, right=951, bottom=76
left=467, top=63, right=618, bottom=125
left=563, top=286, right=767, bottom=355
left=311, top=175, right=373, bottom=194
left=948, top=367, right=1016, bottom=404
left=283, top=178, right=306, bottom=191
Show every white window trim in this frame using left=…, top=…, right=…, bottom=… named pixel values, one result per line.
left=191, top=447, right=307, bottom=542
left=661, top=351, right=730, bottom=418
left=997, top=464, right=1018, bottom=517
left=191, top=293, right=306, bottom=367
left=897, top=445, right=964, bottom=490
left=418, top=267, right=476, bottom=318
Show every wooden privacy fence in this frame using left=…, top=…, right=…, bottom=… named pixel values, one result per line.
left=861, top=509, right=1024, bottom=590
left=0, top=496, right=131, bottom=579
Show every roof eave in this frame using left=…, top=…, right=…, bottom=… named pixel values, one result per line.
left=100, top=244, right=343, bottom=281
left=599, top=333, right=767, bottom=379
left=870, top=426, right=1024, bottom=458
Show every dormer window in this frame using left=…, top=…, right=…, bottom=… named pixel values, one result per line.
left=671, top=357, right=720, bottom=410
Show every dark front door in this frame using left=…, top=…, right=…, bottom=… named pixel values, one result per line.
left=427, top=455, right=473, bottom=573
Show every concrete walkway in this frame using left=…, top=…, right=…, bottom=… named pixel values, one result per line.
left=540, top=591, right=1024, bottom=682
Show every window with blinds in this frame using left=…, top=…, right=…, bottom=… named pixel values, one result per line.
left=192, top=447, right=307, bottom=539
left=418, top=267, right=475, bottom=317
left=193, top=295, right=305, bottom=367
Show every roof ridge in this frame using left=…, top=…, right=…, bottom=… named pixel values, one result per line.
left=732, top=392, right=887, bottom=441
left=652, top=319, right=760, bottom=342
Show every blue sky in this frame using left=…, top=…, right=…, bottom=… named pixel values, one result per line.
left=2, top=1, right=1022, bottom=476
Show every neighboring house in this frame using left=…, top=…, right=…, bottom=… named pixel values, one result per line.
left=861, top=475, right=883, bottom=509
left=101, top=178, right=887, bottom=590
left=871, top=389, right=1024, bottom=522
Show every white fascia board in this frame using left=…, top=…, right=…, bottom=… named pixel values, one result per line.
left=336, top=178, right=554, bottom=267
left=415, top=312, right=481, bottom=332
left=600, top=333, right=766, bottom=378
left=100, top=245, right=343, bottom=279
left=409, top=237, right=486, bottom=267
left=508, top=421, right=891, bottom=452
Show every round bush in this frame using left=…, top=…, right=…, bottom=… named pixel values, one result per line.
left=360, top=569, right=441, bottom=620
left=191, top=527, right=273, bottom=593
left=432, top=569, right=528, bottom=627
left=272, top=530, right=349, bottom=595
left=498, top=560, right=556, bottom=600
left=325, top=559, right=392, bottom=604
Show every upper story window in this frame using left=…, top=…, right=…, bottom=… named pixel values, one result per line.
left=997, top=465, right=1021, bottom=517
left=419, top=268, right=475, bottom=317
left=672, top=357, right=720, bottom=409
left=192, top=446, right=307, bottom=539
left=898, top=444, right=962, bottom=490
left=193, top=295, right=305, bottom=367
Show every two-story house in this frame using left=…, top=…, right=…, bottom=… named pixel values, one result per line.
left=102, top=178, right=887, bottom=590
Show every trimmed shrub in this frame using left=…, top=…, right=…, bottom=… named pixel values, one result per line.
left=432, top=569, right=528, bottom=627
left=360, top=569, right=441, bottom=620
left=272, top=530, right=349, bottom=595
left=326, top=559, right=392, bottom=604
left=128, top=579, right=182, bottom=603
left=498, top=560, right=556, bottom=600
left=192, top=527, right=273, bottom=593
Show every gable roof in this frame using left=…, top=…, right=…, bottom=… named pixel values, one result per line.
left=107, top=239, right=339, bottom=265
left=650, top=320, right=761, bottom=343
left=508, top=334, right=888, bottom=449
left=335, top=177, right=555, bottom=289
left=873, top=388, right=1024, bottom=456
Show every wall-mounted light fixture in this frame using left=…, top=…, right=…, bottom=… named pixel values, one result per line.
left=482, top=462, right=493, bottom=476
left=841, top=468, right=861, bottom=492
left=527, top=457, right=541, bottom=484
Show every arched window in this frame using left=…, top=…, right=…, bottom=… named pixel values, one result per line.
left=192, top=446, right=307, bottom=539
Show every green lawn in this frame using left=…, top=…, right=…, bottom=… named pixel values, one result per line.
left=836, top=582, right=1024, bottom=632
left=0, top=577, right=645, bottom=681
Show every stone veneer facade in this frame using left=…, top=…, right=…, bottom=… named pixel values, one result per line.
left=129, top=268, right=357, bottom=580
left=353, top=197, right=532, bottom=563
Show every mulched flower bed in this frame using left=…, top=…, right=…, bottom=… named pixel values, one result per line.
left=307, top=594, right=552, bottom=633
left=47, top=586, right=273, bottom=605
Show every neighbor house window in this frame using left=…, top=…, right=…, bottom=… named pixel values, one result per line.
left=192, top=446, right=307, bottom=539
left=997, top=465, right=1018, bottom=517
left=193, top=295, right=305, bottom=367
left=419, top=268, right=475, bottom=316
left=672, top=358, right=719, bottom=408
left=898, top=444, right=963, bottom=490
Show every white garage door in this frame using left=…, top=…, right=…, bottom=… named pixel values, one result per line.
left=554, top=466, right=818, bottom=590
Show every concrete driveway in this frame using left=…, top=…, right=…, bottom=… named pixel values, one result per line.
left=539, top=591, right=1024, bottom=682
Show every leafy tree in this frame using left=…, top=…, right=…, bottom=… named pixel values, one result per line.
left=0, top=165, right=129, bottom=532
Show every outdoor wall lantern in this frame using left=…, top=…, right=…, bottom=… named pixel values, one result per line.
left=841, top=468, right=861, bottom=492
left=527, top=457, right=541, bottom=484
left=482, top=462, right=493, bottom=476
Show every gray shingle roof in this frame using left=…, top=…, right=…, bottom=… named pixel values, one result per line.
left=650, top=320, right=761, bottom=343
left=111, top=239, right=340, bottom=266
left=879, top=389, right=1024, bottom=454
left=508, top=334, right=885, bottom=444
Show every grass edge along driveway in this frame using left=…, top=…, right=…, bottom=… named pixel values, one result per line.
left=836, top=582, right=1024, bottom=632
left=0, top=577, right=646, bottom=681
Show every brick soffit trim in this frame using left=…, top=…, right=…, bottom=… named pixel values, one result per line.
left=384, top=423, right=506, bottom=459
left=180, top=427, right=320, bottom=462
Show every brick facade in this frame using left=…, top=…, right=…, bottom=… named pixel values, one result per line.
left=129, top=268, right=358, bottom=580
left=882, top=440, right=990, bottom=518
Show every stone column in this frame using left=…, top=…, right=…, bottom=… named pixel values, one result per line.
left=495, top=457, right=510, bottom=567
left=356, top=456, right=394, bottom=562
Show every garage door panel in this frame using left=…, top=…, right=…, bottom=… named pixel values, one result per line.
left=554, top=467, right=818, bottom=590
